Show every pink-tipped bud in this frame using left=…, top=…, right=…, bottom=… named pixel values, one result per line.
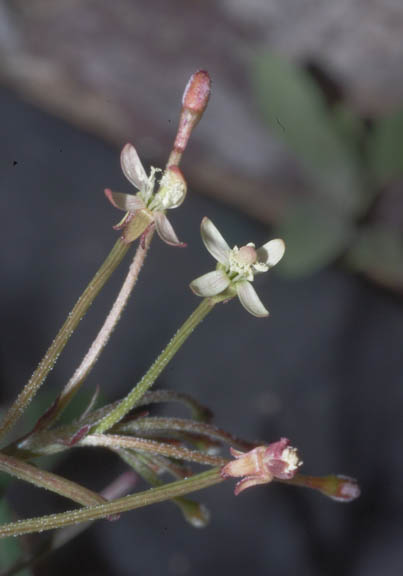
left=182, top=70, right=211, bottom=114
left=172, top=70, right=211, bottom=161
left=321, top=475, right=361, bottom=502
left=290, top=474, right=361, bottom=503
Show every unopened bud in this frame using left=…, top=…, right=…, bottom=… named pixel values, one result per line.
left=171, top=70, right=211, bottom=163
left=182, top=70, right=211, bottom=114
left=287, top=473, right=361, bottom=503
left=177, top=498, right=210, bottom=528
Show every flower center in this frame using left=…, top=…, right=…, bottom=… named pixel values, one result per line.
left=150, top=167, right=187, bottom=210
left=228, top=245, right=257, bottom=281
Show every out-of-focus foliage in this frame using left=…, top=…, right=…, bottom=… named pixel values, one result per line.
left=255, top=52, right=403, bottom=288
left=276, top=199, right=353, bottom=276
left=255, top=53, right=365, bottom=216
left=347, top=225, right=403, bottom=289
left=0, top=500, right=32, bottom=575
left=366, top=110, right=403, bottom=186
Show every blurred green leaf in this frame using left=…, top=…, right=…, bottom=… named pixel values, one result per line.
left=367, top=109, right=403, bottom=186
left=0, top=500, right=32, bottom=575
left=346, top=224, right=403, bottom=289
left=255, top=53, right=365, bottom=215
left=276, top=199, right=353, bottom=277
left=332, top=104, right=366, bottom=148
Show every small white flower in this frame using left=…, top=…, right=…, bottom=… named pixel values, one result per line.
left=105, top=143, right=187, bottom=245
left=190, top=218, right=285, bottom=317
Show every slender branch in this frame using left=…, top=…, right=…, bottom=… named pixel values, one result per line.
left=37, top=231, right=154, bottom=430
left=0, top=239, right=129, bottom=444
left=94, top=298, right=215, bottom=433
left=116, top=416, right=254, bottom=451
left=80, top=434, right=226, bottom=467
left=118, top=450, right=209, bottom=527
left=0, top=452, right=107, bottom=508
left=0, top=471, right=138, bottom=576
left=0, top=468, right=223, bottom=538
left=137, top=389, right=213, bottom=421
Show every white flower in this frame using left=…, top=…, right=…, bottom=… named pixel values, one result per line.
left=105, top=143, right=187, bottom=245
left=190, top=218, right=285, bottom=317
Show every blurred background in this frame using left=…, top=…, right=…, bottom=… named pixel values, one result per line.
left=0, top=0, right=403, bottom=574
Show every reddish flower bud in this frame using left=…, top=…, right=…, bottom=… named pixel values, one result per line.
left=182, top=70, right=211, bottom=114
left=170, top=70, right=211, bottom=164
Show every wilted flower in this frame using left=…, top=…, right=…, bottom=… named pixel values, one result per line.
left=105, top=143, right=187, bottom=245
left=190, top=218, right=285, bottom=317
left=221, top=438, right=301, bottom=495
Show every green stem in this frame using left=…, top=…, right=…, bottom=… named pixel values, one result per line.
left=95, top=298, right=215, bottom=433
left=0, top=452, right=107, bottom=508
left=136, top=389, right=213, bottom=422
left=116, top=416, right=254, bottom=451
left=0, top=239, right=129, bottom=444
left=80, top=433, right=226, bottom=467
left=40, top=232, right=153, bottom=430
left=118, top=450, right=209, bottom=527
left=0, top=468, right=223, bottom=538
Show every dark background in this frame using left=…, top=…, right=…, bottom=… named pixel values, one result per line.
left=1, top=2, right=403, bottom=575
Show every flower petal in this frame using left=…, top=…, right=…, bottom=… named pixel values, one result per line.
left=257, top=239, right=285, bottom=268
left=200, top=217, right=231, bottom=265
left=190, top=270, right=230, bottom=297
left=120, top=143, right=148, bottom=190
left=105, top=189, right=145, bottom=213
left=236, top=281, right=269, bottom=317
left=154, top=212, right=186, bottom=247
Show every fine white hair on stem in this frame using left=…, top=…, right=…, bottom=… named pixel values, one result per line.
left=54, top=230, right=155, bottom=421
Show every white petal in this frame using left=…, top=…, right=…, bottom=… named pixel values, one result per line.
left=200, top=217, right=231, bottom=265
left=154, top=212, right=186, bottom=247
left=190, top=270, right=230, bottom=297
left=236, top=281, right=269, bottom=317
left=257, top=239, right=285, bottom=268
left=120, top=143, right=148, bottom=190
left=104, top=189, right=145, bottom=212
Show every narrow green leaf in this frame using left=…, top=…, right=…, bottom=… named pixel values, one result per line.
left=0, top=500, right=32, bottom=575
left=255, top=52, right=365, bottom=215
left=367, top=109, right=403, bottom=186
left=276, top=199, right=354, bottom=277
left=346, top=224, right=403, bottom=289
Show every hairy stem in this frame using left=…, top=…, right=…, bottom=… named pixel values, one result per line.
left=80, top=434, right=226, bottom=467
left=137, top=389, right=213, bottom=422
left=39, top=232, right=154, bottom=430
left=94, top=298, right=215, bottom=433
left=0, top=452, right=107, bottom=508
left=0, top=468, right=223, bottom=538
left=117, top=450, right=208, bottom=527
left=116, top=416, right=254, bottom=451
left=0, top=239, right=129, bottom=444
left=0, top=471, right=137, bottom=576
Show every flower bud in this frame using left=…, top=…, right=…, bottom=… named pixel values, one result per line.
left=182, top=70, right=211, bottom=114
left=287, top=473, right=361, bottom=503
left=172, top=70, right=211, bottom=160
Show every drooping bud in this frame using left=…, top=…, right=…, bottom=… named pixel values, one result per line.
left=221, top=438, right=302, bottom=495
left=288, top=474, right=361, bottom=503
left=176, top=498, right=210, bottom=528
left=169, top=70, right=211, bottom=166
